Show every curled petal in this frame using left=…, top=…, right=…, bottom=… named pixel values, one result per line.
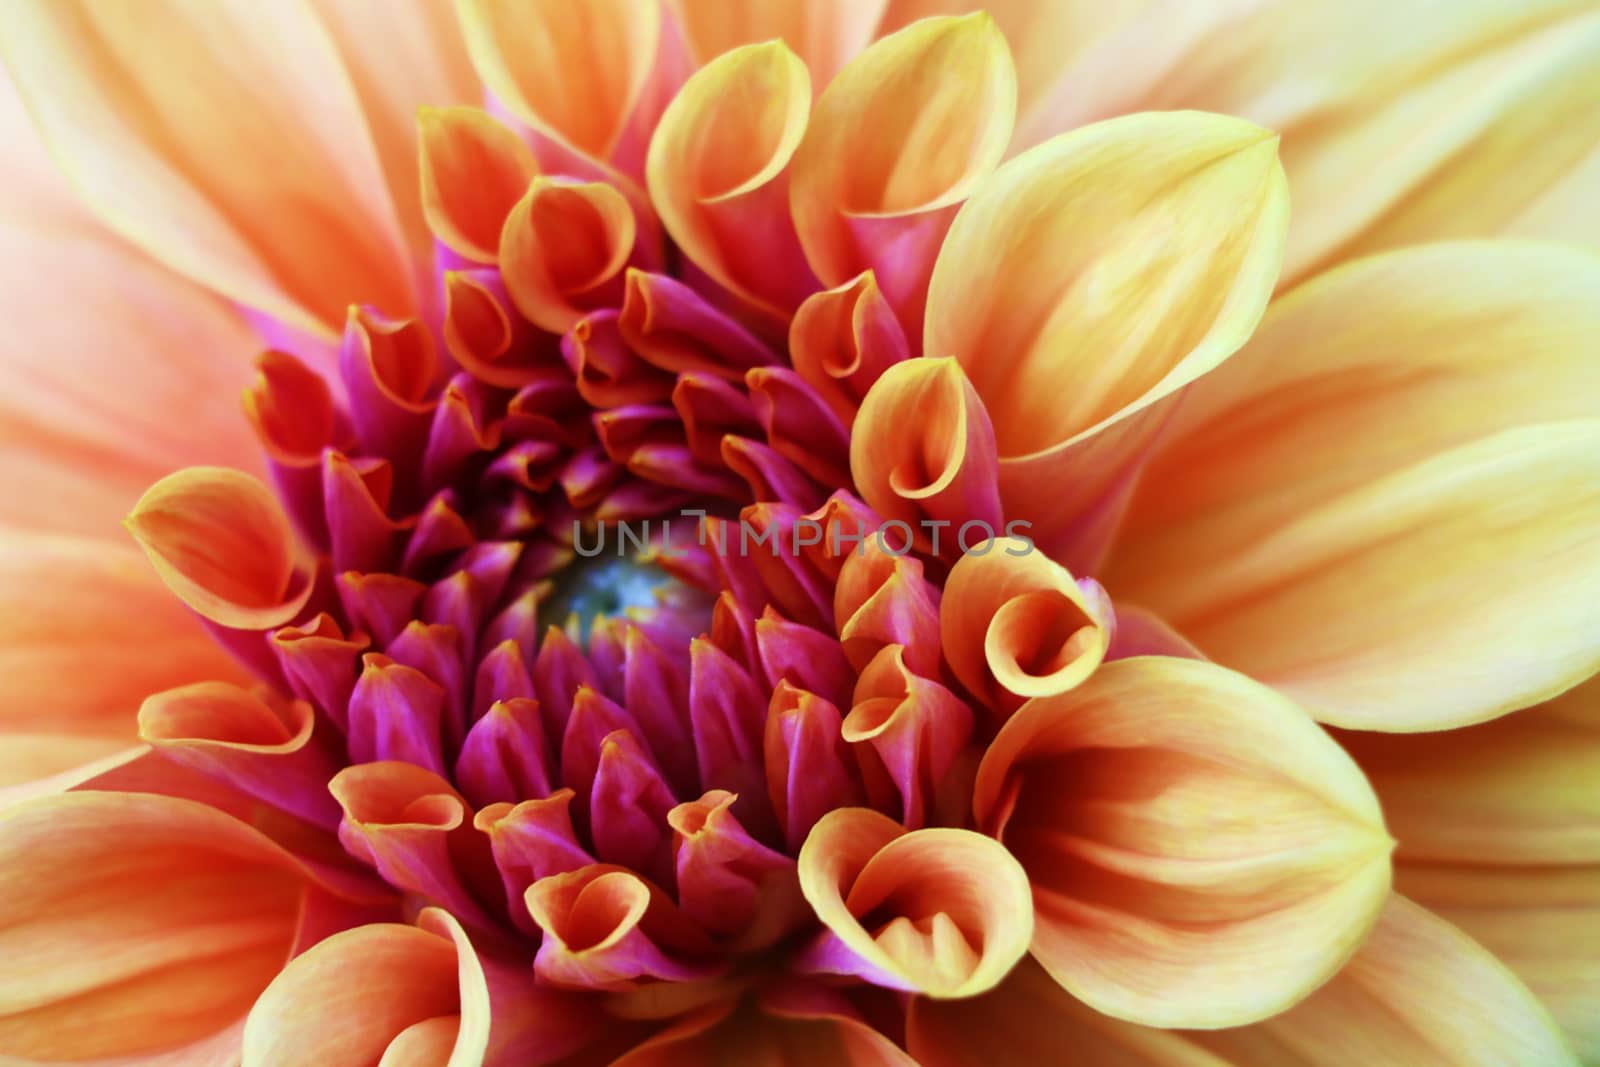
left=456, top=0, right=661, bottom=159
left=646, top=40, right=817, bottom=315
left=669, top=789, right=799, bottom=945
left=764, top=682, right=864, bottom=852
left=138, top=681, right=340, bottom=827
left=347, top=654, right=448, bottom=776
left=241, top=348, right=339, bottom=468
left=442, top=269, right=549, bottom=388
left=501, top=177, right=637, bottom=334
left=125, top=466, right=312, bottom=631
left=419, top=105, right=538, bottom=262
left=457, top=697, right=553, bottom=809
left=330, top=761, right=498, bottom=929
left=835, top=540, right=942, bottom=676
left=796, top=807, right=1033, bottom=998
left=619, top=270, right=778, bottom=380
left=789, top=270, right=911, bottom=425
left=791, top=14, right=1017, bottom=336
left=927, top=111, right=1287, bottom=554
left=475, top=790, right=594, bottom=935
left=940, top=543, right=1113, bottom=715
left=973, top=657, right=1393, bottom=1028
left=270, top=612, right=369, bottom=729
left=525, top=864, right=718, bottom=991
left=851, top=357, right=1002, bottom=546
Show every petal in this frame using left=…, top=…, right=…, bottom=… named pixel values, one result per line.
left=645, top=40, right=817, bottom=316
left=973, top=657, right=1392, bottom=1028
left=668, top=0, right=887, bottom=85
left=939, top=542, right=1112, bottom=716
left=0, top=531, right=246, bottom=788
left=242, top=923, right=459, bottom=1067
left=790, top=13, right=1016, bottom=336
left=500, top=177, right=638, bottom=334
left=455, top=0, right=660, bottom=159
left=797, top=807, right=1033, bottom=998
left=0, top=0, right=415, bottom=336
left=850, top=357, right=1001, bottom=547
left=925, top=111, right=1287, bottom=554
left=1020, top=2, right=1600, bottom=278
left=608, top=997, right=918, bottom=1067
left=908, top=898, right=1579, bottom=1067
left=0, top=792, right=343, bottom=1061
left=1108, top=244, right=1600, bottom=730
left=125, top=467, right=313, bottom=632
left=1126, top=421, right=1600, bottom=732
left=419, top=106, right=539, bottom=263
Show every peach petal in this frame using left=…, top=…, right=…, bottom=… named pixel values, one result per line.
left=790, top=14, right=1017, bottom=337
left=419, top=105, right=539, bottom=263
left=607, top=996, right=919, bottom=1067
left=789, top=270, right=911, bottom=425
left=940, top=543, right=1112, bottom=716
left=125, top=467, right=312, bottom=631
left=850, top=357, right=1001, bottom=549
left=797, top=807, right=1033, bottom=997
left=501, top=177, right=638, bottom=334
left=668, top=0, right=887, bottom=85
left=973, top=657, right=1392, bottom=1028
left=455, top=0, right=660, bottom=160
left=646, top=40, right=818, bottom=316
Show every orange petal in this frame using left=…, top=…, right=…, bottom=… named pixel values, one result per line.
left=500, top=177, right=638, bottom=334
left=974, top=657, right=1392, bottom=1028
left=668, top=0, right=887, bottom=85
left=0, top=792, right=335, bottom=1061
left=0, top=0, right=415, bottom=336
left=939, top=542, right=1112, bottom=716
left=1107, top=243, right=1600, bottom=731
left=797, top=807, right=1033, bottom=998
left=849, top=357, right=1001, bottom=546
left=645, top=40, right=816, bottom=316
left=242, top=922, right=459, bottom=1066
left=455, top=0, right=660, bottom=159
left=125, top=466, right=312, bottom=631
left=788, top=270, right=911, bottom=425
left=0, top=531, right=247, bottom=788
left=790, top=13, right=1016, bottom=335
left=419, top=106, right=539, bottom=263
left=925, top=110, right=1287, bottom=555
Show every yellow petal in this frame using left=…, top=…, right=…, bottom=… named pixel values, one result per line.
left=908, top=897, right=1578, bottom=1066
left=1123, top=420, right=1600, bottom=732
left=1016, top=1, right=1600, bottom=278
left=668, top=0, right=886, bottom=86
left=790, top=14, right=1016, bottom=333
left=939, top=541, right=1112, bottom=716
left=419, top=106, right=539, bottom=263
left=645, top=40, right=816, bottom=316
left=499, top=177, right=638, bottom=334
left=0, top=0, right=415, bottom=336
left=125, top=466, right=312, bottom=631
left=925, top=111, right=1286, bottom=555
left=455, top=0, right=660, bottom=159
left=797, top=807, right=1033, bottom=998
left=974, top=657, right=1392, bottom=1028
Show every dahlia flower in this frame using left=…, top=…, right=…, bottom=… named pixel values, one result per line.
left=1, top=1, right=1596, bottom=1064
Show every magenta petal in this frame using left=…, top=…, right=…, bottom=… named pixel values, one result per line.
left=270, top=612, right=370, bottom=730
left=747, top=366, right=852, bottom=490
left=336, top=571, right=428, bottom=648
left=589, top=729, right=677, bottom=887
left=619, top=270, right=779, bottom=380
left=669, top=790, right=799, bottom=946
left=347, top=653, right=448, bottom=775
left=386, top=620, right=469, bottom=752
left=476, top=789, right=593, bottom=934
left=764, top=683, right=865, bottom=852
left=324, top=450, right=406, bottom=574
left=755, top=610, right=855, bottom=710
left=457, top=697, right=553, bottom=809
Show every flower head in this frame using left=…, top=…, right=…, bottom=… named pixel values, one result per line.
left=1, top=2, right=1598, bottom=1065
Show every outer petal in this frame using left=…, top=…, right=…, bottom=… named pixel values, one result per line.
left=454, top=0, right=660, bottom=160
left=0, top=0, right=415, bottom=336
left=607, top=994, right=920, bottom=1067
left=973, top=657, right=1392, bottom=1028
left=789, top=13, right=1016, bottom=337
left=419, top=106, right=540, bottom=264
left=907, top=898, right=1577, bottom=1067
left=924, top=111, right=1287, bottom=559
left=668, top=0, right=887, bottom=85
left=1016, top=1, right=1600, bottom=276
left=125, top=467, right=313, bottom=632
left=1107, top=244, right=1600, bottom=730
left=0, top=792, right=370, bottom=1061
left=796, top=807, right=1033, bottom=998
left=0, top=532, right=247, bottom=788
left=1343, top=675, right=1600, bottom=1056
